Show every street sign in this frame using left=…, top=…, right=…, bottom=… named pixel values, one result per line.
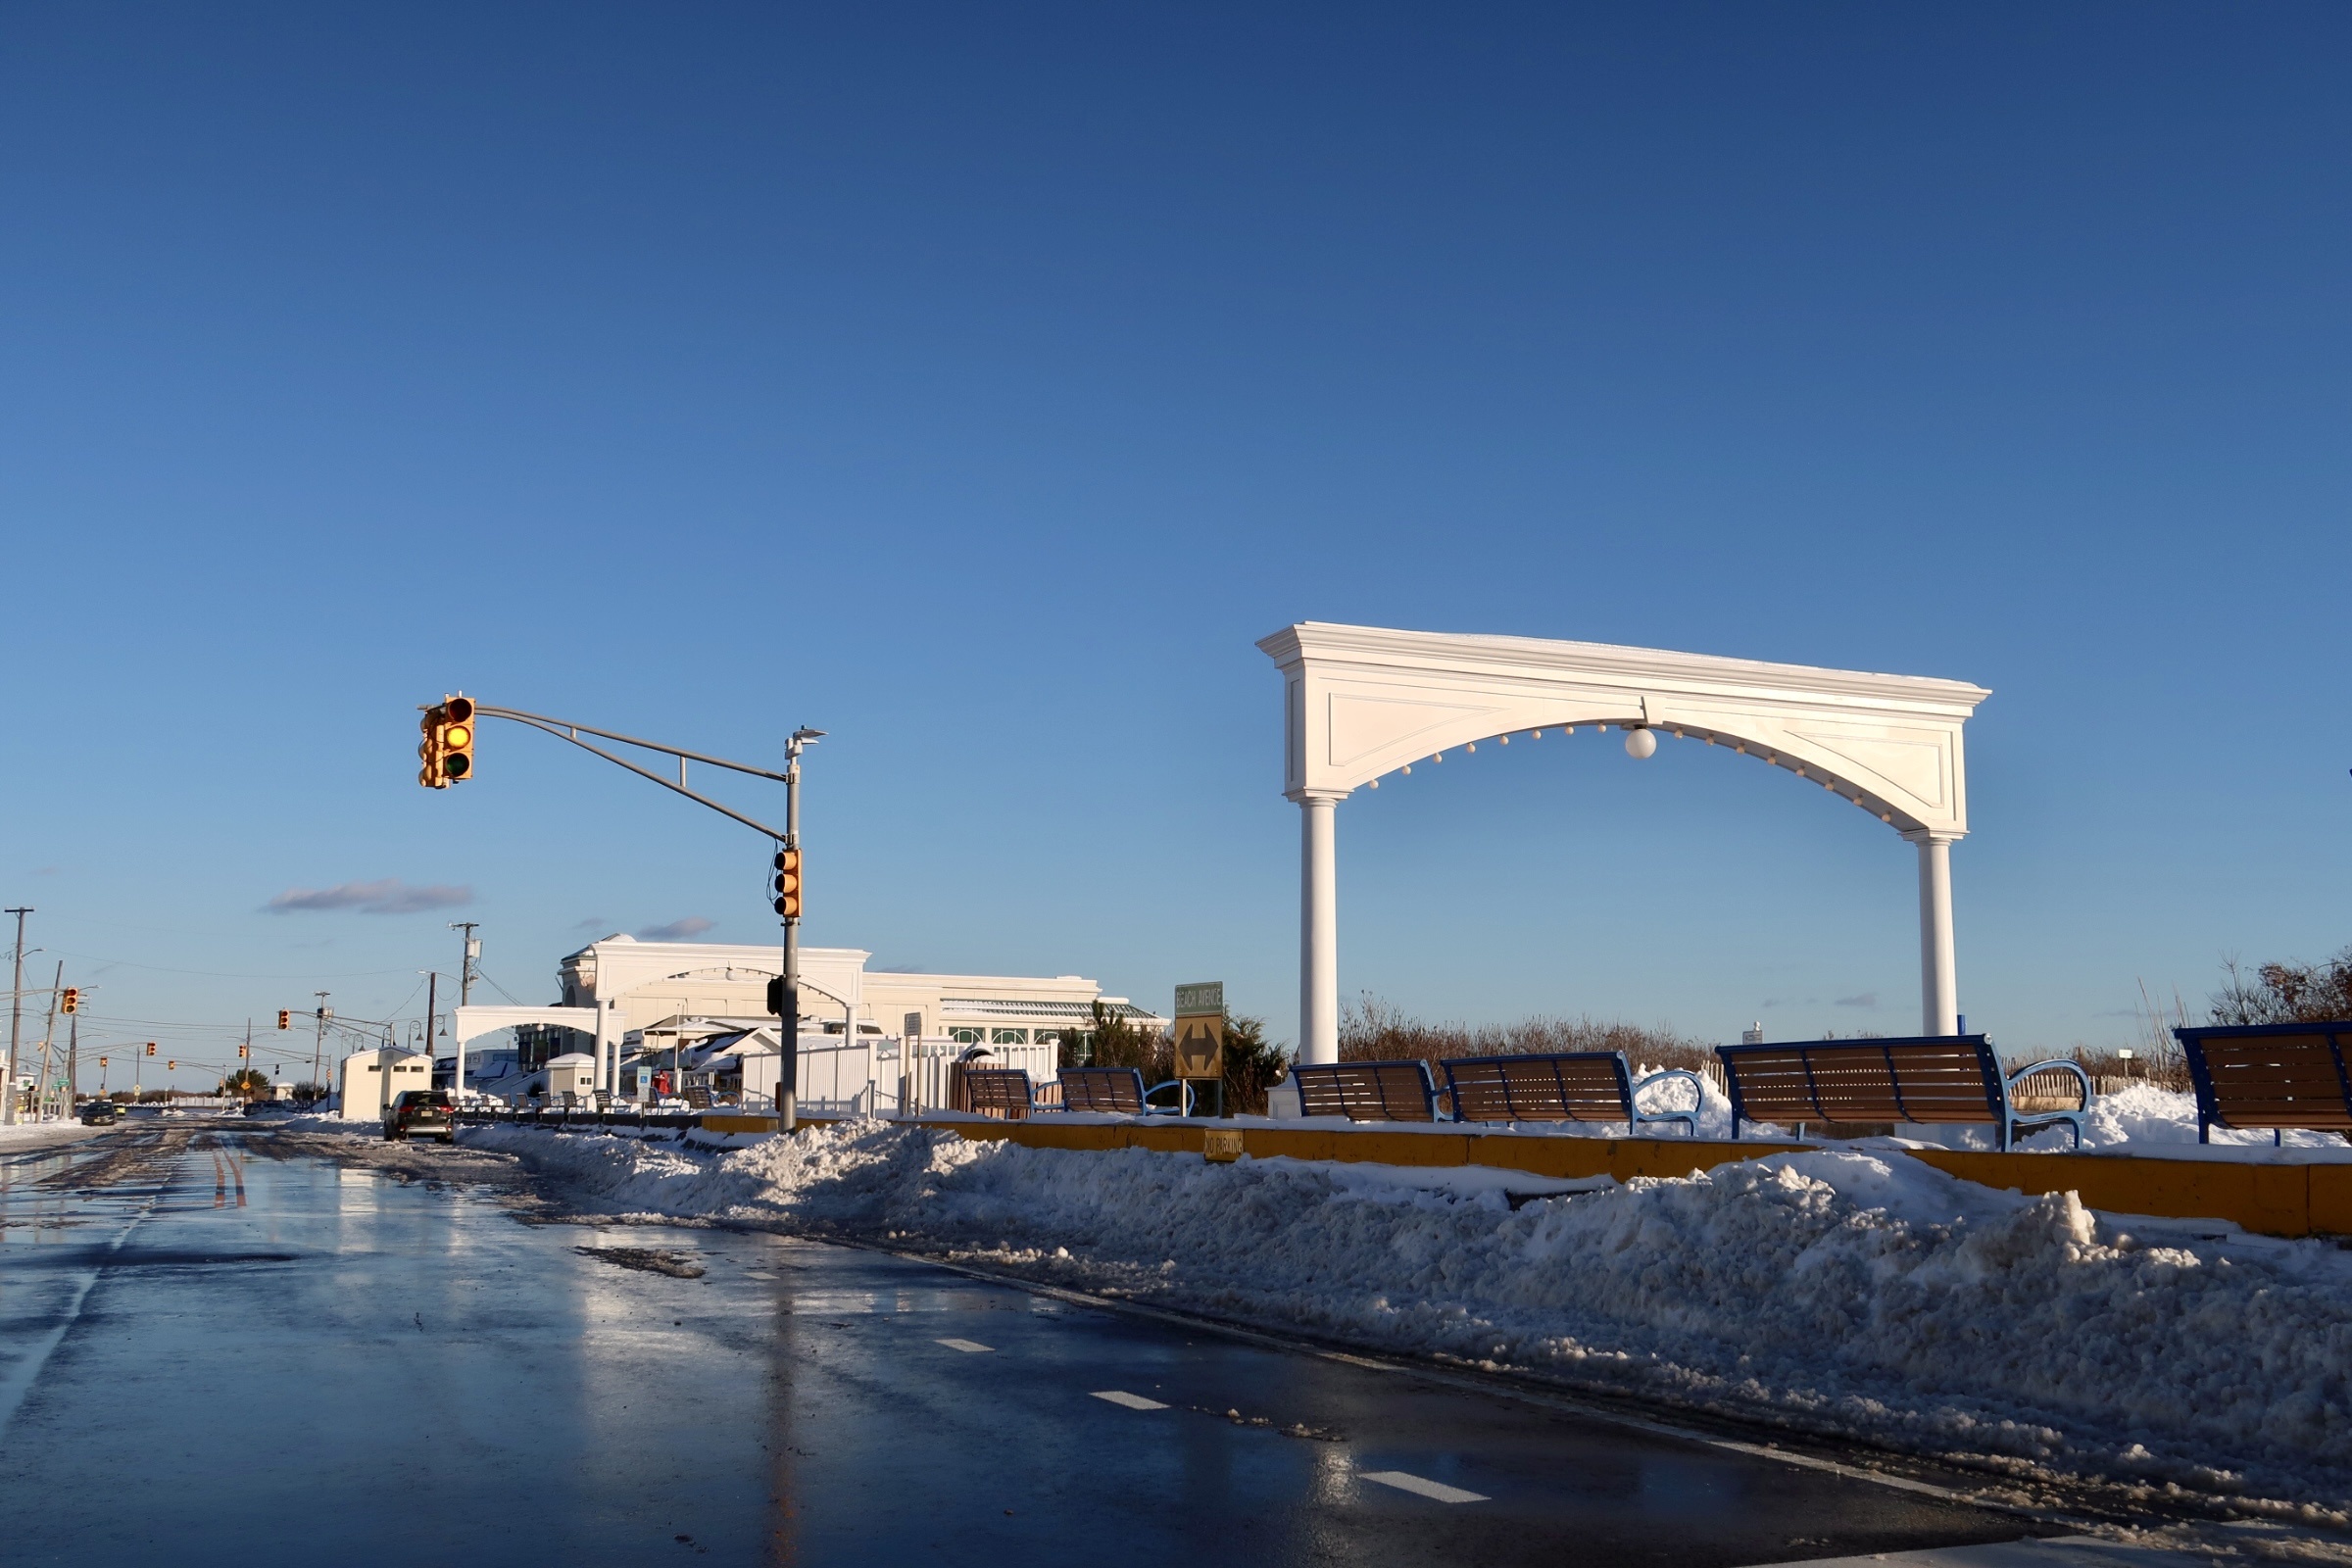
left=1172, top=981, right=1224, bottom=1081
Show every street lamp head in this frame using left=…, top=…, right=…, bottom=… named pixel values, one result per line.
left=792, top=726, right=826, bottom=744
left=1623, top=726, right=1658, bottom=760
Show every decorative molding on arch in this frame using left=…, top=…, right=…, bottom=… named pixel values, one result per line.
left=448, top=1005, right=597, bottom=1048
left=1258, top=621, right=1990, bottom=838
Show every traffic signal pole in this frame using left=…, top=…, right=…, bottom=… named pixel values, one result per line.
left=779, top=736, right=805, bottom=1132
left=414, top=700, right=822, bottom=1124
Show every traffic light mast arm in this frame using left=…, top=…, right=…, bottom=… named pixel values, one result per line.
left=466, top=705, right=787, bottom=841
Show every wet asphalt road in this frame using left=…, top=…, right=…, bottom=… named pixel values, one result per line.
left=0, top=1120, right=2057, bottom=1567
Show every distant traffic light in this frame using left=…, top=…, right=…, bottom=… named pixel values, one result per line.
left=145, top=1042, right=156, bottom=1056
left=59, top=987, right=78, bottom=1014
left=238, top=1044, right=250, bottom=1059
left=277, top=1009, right=290, bottom=1030
left=167, top=1059, right=176, bottom=1071
left=771, top=847, right=802, bottom=918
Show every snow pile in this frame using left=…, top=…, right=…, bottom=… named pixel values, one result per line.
left=464, top=1118, right=2352, bottom=1510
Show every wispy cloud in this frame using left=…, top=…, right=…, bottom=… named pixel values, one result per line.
left=573, top=916, right=612, bottom=932
left=264, top=879, right=472, bottom=915
left=1835, top=993, right=1878, bottom=1008
left=635, top=916, right=715, bottom=942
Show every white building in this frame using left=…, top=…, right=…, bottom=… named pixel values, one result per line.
left=449, top=936, right=1166, bottom=1102
left=339, top=1048, right=430, bottom=1121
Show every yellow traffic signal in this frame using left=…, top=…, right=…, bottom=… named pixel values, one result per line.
left=167, top=1059, right=176, bottom=1071
left=59, top=987, right=78, bottom=1014
left=238, top=1045, right=250, bottom=1059
left=145, top=1042, right=156, bottom=1056
left=771, top=847, right=802, bottom=919
left=277, top=1009, right=290, bottom=1030
left=441, top=695, right=474, bottom=782
left=418, top=704, right=448, bottom=789
left=418, top=696, right=476, bottom=788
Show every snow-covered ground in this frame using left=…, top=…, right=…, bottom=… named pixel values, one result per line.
left=0, top=1121, right=104, bottom=1152
left=458, top=1115, right=2352, bottom=1517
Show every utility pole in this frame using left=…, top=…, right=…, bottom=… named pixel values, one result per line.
left=313, top=992, right=330, bottom=1101
left=66, top=1008, right=78, bottom=1111
left=4, top=906, right=29, bottom=1126
left=34, top=960, right=61, bottom=1120
left=423, top=971, right=438, bottom=1081
left=450, top=923, right=479, bottom=1005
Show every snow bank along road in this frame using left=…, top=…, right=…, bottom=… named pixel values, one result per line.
left=0, top=1119, right=2228, bottom=1568
left=452, top=1115, right=2352, bottom=1533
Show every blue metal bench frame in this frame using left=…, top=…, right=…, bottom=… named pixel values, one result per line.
left=1439, top=1052, right=1701, bottom=1136
left=1716, top=1034, right=2089, bottom=1152
left=1290, top=1059, right=1440, bottom=1122
left=2173, top=1020, right=2352, bottom=1146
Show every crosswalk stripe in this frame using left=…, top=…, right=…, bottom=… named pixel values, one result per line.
left=1091, top=1390, right=1169, bottom=1410
left=935, top=1337, right=994, bottom=1353
left=1360, top=1470, right=1488, bottom=1504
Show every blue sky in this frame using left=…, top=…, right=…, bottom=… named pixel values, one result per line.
left=2, top=4, right=2346, bottom=1087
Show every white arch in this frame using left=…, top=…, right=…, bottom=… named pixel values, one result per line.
left=1258, top=622, right=1991, bottom=1063
left=447, top=1005, right=597, bottom=1096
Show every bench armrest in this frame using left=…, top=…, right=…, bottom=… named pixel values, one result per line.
left=1631, top=1067, right=1702, bottom=1113
left=2004, top=1057, right=2091, bottom=1108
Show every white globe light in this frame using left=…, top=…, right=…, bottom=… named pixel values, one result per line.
left=1624, top=727, right=1658, bottom=760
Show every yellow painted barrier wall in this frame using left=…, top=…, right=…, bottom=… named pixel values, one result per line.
left=694, top=1112, right=2352, bottom=1239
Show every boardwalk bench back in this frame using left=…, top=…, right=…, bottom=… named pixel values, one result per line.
left=960, top=1066, right=1036, bottom=1120
left=1715, top=1035, right=2089, bottom=1152
left=2173, top=1022, right=2352, bottom=1146
left=1440, top=1053, right=1700, bottom=1136
left=1056, top=1066, right=1157, bottom=1115
left=1290, top=1059, right=1440, bottom=1122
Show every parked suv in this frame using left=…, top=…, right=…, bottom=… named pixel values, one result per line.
left=383, top=1090, right=456, bottom=1144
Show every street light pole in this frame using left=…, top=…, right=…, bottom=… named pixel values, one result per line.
left=4, top=906, right=29, bottom=1126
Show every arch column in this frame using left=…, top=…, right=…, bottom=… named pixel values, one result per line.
left=1298, top=791, right=1346, bottom=1065
left=1904, top=831, right=1960, bottom=1036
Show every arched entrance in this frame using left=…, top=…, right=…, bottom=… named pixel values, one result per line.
left=1258, top=622, right=1990, bottom=1064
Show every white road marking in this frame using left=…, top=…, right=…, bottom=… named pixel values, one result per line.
left=1359, top=1470, right=1489, bottom=1504
left=935, top=1337, right=994, bottom=1353
left=1091, top=1390, right=1169, bottom=1410
left=1758, top=1539, right=2200, bottom=1567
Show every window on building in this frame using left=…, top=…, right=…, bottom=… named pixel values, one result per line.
left=991, top=1028, right=1028, bottom=1046
left=949, top=1027, right=984, bottom=1046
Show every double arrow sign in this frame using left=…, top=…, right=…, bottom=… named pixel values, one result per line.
left=1173, top=980, right=1224, bottom=1080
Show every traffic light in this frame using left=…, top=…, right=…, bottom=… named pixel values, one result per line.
left=59, top=987, right=78, bottom=1014
left=418, top=696, right=476, bottom=788
left=277, top=1009, right=290, bottom=1030
left=418, top=704, right=447, bottom=789
left=238, top=1044, right=250, bottom=1059
left=770, top=847, right=802, bottom=919
left=441, top=696, right=474, bottom=782
left=167, top=1059, right=176, bottom=1071
left=145, top=1042, right=156, bottom=1056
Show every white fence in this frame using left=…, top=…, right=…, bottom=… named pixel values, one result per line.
left=787, top=1036, right=1059, bottom=1118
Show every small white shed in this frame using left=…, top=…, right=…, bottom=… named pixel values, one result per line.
left=340, top=1049, right=431, bottom=1121
left=544, top=1052, right=596, bottom=1100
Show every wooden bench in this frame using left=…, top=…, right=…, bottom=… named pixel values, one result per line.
left=959, top=1066, right=1037, bottom=1120
left=1441, top=1053, right=1701, bottom=1136
left=1290, top=1060, right=1440, bottom=1122
left=2174, top=1022, right=2352, bottom=1146
left=1716, top=1035, right=2089, bottom=1152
